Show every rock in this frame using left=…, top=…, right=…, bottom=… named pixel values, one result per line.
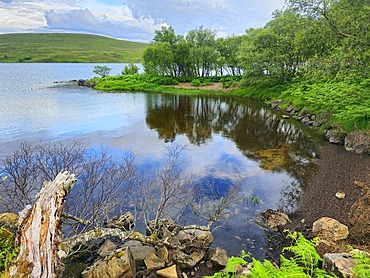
left=148, top=219, right=181, bottom=238
left=144, top=253, right=165, bottom=271
left=323, top=253, right=356, bottom=278
left=176, top=226, right=213, bottom=248
left=157, top=246, right=170, bottom=264
left=82, top=247, right=135, bottom=278
left=97, top=239, right=117, bottom=258
left=344, top=130, right=370, bottom=154
left=325, top=128, right=345, bottom=144
left=286, top=105, right=294, bottom=113
left=170, top=249, right=196, bottom=269
left=271, top=100, right=283, bottom=109
left=313, top=121, right=322, bottom=127
left=156, top=265, right=178, bottom=278
left=129, top=245, right=156, bottom=270
left=190, top=250, right=205, bottom=264
left=253, top=209, right=290, bottom=231
left=0, top=213, right=19, bottom=231
left=77, top=79, right=89, bottom=87
left=282, top=115, right=290, bottom=119
left=105, top=212, right=134, bottom=230
left=335, top=192, right=346, bottom=199
left=123, top=240, right=142, bottom=248
left=312, top=217, right=349, bottom=241
left=209, top=247, right=228, bottom=267
left=300, top=116, right=311, bottom=125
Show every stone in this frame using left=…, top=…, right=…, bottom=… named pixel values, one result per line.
left=144, top=253, right=165, bottom=271
left=82, top=247, right=135, bottom=278
left=335, top=192, right=346, bottom=199
left=0, top=213, right=19, bottom=231
left=156, top=265, right=178, bottom=278
left=286, top=105, right=294, bottom=113
left=253, top=209, right=290, bottom=231
left=312, top=217, right=349, bottom=241
left=122, top=240, right=142, bottom=248
left=282, top=115, right=290, bottom=119
left=97, top=239, right=117, bottom=258
left=190, top=250, right=205, bottom=264
left=105, top=212, right=134, bottom=230
left=77, top=79, right=89, bottom=87
left=129, top=245, right=156, bottom=270
left=157, top=246, right=170, bottom=264
left=209, top=247, right=228, bottom=267
left=176, top=227, right=213, bottom=248
left=325, top=128, right=345, bottom=144
left=170, top=249, right=196, bottom=269
left=300, top=116, right=311, bottom=125
left=323, top=253, right=357, bottom=278
left=271, top=100, right=283, bottom=109
left=344, top=130, right=370, bottom=154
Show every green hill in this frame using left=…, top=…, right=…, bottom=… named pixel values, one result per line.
left=0, top=33, right=147, bottom=63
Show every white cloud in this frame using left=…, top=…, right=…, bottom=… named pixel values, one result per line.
left=0, top=0, right=285, bottom=41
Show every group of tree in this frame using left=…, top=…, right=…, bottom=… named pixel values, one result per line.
left=144, top=0, right=370, bottom=83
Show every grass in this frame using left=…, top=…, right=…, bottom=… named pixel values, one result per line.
left=0, top=33, right=147, bottom=63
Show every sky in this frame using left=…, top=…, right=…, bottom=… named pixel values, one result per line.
left=0, top=0, right=285, bottom=42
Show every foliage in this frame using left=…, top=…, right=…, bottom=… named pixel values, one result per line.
left=206, top=232, right=336, bottom=278
left=144, top=25, right=243, bottom=78
left=350, top=249, right=370, bottom=277
left=93, top=65, right=112, bottom=78
left=0, top=33, right=146, bottom=63
left=122, top=62, right=140, bottom=75
left=0, top=227, right=19, bottom=273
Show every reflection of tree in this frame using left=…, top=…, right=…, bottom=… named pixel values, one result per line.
left=145, top=94, right=320, bottom=184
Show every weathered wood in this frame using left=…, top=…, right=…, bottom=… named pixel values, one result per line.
left=10, top=172, right=77, bottom=278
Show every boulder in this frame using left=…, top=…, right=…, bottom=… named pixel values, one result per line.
left=82, top=248, right=135, bottom=278
left=129, top=245, right=156, bottom=270
left=271, top=100, right=283, bottom=109
left=104, top=212, right=134, bottom=230
left=170, top=249, right=196, bottom=269
left=97, top=239, right=117, bottom=258
left=77, top=79, right=89, bottom=87
left=344, top=130, right=370, bottom=154
left=175, top=226, right=213, bottom=248
left=0, top=213, right=19, bottom=231
left=323, top=253, right=356, bottom=278
left=157, top=246, right=170, bottom=263
left=312, top=217, right=349, bottom=241
left=209, top=247, right=228, bottom=267
left=325, top=128, right=345, bottom=144
left=253, top=209, right=290, bottom=231
left=156, top=265, right=178, bottom=278
left=144, top=253, right=165, bottom=271
left=190, top=250, right=206, bottom=264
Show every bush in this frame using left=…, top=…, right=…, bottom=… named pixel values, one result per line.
left=191, top=79, right=201, bottom=87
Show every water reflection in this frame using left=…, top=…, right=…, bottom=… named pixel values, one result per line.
left=146, top=94, right=319, bottom=185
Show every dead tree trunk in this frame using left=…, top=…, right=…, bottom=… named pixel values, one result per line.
left=10, top=172, right=77, bottom=278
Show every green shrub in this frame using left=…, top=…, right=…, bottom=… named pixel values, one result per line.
left=191, top=79, right=201, bottom=87
left=0, top=227, right=19, bottom=273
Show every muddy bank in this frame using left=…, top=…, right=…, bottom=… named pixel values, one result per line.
left=288, top=143, right=370, bottom=250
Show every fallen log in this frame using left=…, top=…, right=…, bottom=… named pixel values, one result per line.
left=10, top=172, right=77, bottom=278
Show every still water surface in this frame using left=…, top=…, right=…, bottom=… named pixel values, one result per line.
left=0, top=63, right=321, bottom=258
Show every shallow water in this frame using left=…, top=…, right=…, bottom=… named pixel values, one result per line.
left=0, top=63, right=322, bottom=258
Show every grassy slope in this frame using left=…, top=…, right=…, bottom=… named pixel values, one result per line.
left=0, top=33, right=147, bottom=63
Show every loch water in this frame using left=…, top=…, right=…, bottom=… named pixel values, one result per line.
left=0, top=63, right=322, bottom=258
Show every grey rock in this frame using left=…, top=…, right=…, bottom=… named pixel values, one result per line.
left=323, top=253, right=356, bottom=278
left=97, top=239, right=117, bottom=258
left=156, top=265, right=178, bottom=278
left=209, top=247, right=228, bottom=267
left=129, top=245, right=156, bottom=270
left=325, top=128, right=345, bottom=144
left=344, top=130, right=370, bottom=154
left=253, top=209, right=290, bottom=231
left=144, top=253, right=165, bottom=271
left=170, top=249, right=196, bottom=269
left=82, top=247, right=135, bottom=278
left=105, top=212, right=134, bottom=230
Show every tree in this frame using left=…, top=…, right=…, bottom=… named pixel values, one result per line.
left=93, top=65, right=112, bottom=78
left=122, top=62, right=140, bottom=75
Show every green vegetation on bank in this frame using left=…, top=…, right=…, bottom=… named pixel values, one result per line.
left=206, top=231, right=370, bottom=277
left=93, top=0, right=370, bottom=133
left=0, top=33, right=146, bottom=63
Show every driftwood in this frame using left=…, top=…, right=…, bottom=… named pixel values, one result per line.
left=10, top=172, right=77, bottom=278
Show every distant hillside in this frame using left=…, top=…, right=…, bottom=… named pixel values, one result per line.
left=0, top=33, right=147, bottom=63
